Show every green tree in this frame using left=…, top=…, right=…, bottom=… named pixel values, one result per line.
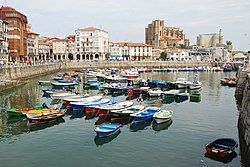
left=160, top=52, right=168, bottom=61
left=226, top=41, right=232, bottom=45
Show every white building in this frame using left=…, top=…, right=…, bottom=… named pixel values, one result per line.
left=75, top=27, right=109, bottom=61
left=27, top=32, right=39, bottom=57
left=117, top=42, right=153, bottom=61
left=210, top=47, right=229, bottom=61
left=38, top=37, right=50, bottom=60
left=169, top=51, right=191, bottom=61
left=0, top=20, right=8, bottom=65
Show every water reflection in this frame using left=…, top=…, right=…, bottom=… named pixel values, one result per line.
left=152, top=120, right=173, bottom=132
left=0, top=112, right=65, bottom=142
left=204, top=152, right=237, bottom=164
left=94, top=130, right=121, bottom=146
left=130, top=119, right=153, bottom=132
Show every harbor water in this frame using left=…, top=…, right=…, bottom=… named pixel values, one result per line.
left=0, top=71, right=241, bottom=167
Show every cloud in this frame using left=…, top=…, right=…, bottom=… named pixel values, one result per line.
left=3, top=0, right=250, bottom=50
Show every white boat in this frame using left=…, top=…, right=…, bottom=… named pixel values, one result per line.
left=162, top=89, right=180, bottom=96
left=67, top=95, right=103, bottom=103
left=188, top=75, right=202, bottom=90
left=51, top=92, right=78, bottom=99
left=148, top=88, right=163, bottom=97
left=62, top=95, right=89, bottom=102
left=153, top=110, right=173, bottom=124
left=172, top=78, right=192, bottom=89
left=110, top=105, right=145, bottom=117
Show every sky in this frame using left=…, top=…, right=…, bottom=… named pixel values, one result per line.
left=3, top=0, right=250, bottom=51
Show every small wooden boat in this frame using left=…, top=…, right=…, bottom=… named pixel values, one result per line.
left=38, top=80, right=51, bottom=86
left=110, top=105, right=145, bottom=118
left=5, top=105, right=47, bottom=117
left=148, top=88, right=163, bottom=97
left=94, top=123, right=121, bottom=138
left=28, top=112, right=65, bottom=123
left=51, top=82, right=77, bottom=87
left=51, top=92, right=78, bottom=99
left=172, top=78, right=191, bottom=89
left=26, top=109, right=58, bottom=119
left=162, top=89, right=180, bottom=98
left=52, top=76, right=63, bottom=81
left=130, top=107, right=160, bottom=123
left=66, top=95, right=102, bottom=103
left=190, top=92, right=201, bottom=102
left=153, top=110, right=173, bottom=124
left=227, top=80, right=236, bottom=87
left=70, top=99, right=110, bottom=111
left=205, top=138, right=238, bottom=158
left=96, top=101, right=134, bottom=116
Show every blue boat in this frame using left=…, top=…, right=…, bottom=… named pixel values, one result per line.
left=130, top=107, right=161, bottom=123
left=94, top=123, right=121, bottom=137
left=70, top=98, right=110, bottom=111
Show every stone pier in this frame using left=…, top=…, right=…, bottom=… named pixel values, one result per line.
left=235, top=69, right=250, bottom=167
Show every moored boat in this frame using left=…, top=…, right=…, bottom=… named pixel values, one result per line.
left=95, top=101, right=134, bottom=116
left=110, top=105, right=145, bottom=118
left=38, top=80, right=51, bottom=86
left=27, top=112, right=65, bottom=123
left=51, top=82, right=77, bottom=87
left=70, top=98, right=110, bottom=112
left=94, top=123, right=121, bottom=138
left=205, top=138, right=238, bottom=158
left=130, top=107, right=160, bottom=123
left=153, top=110, right=173, bottom=124
left=148, top=88, right=163, bottom=97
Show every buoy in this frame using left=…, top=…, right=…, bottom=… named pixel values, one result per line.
left=127, top=89, right=133, bottom=97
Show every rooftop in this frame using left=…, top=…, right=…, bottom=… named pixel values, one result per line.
left=118, top=42, right=151, bottom=47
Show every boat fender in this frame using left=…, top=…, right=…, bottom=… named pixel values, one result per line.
left=127, top=89, right=133, bottom=97
left=104, top=89, right=109, bottom=95
left=137, top=97, right=143, bottom=102
left=144, top=82, right=148, bottom=86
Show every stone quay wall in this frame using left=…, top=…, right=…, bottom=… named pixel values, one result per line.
left=0, top=63, right=61, bottom=91
left=64, top=61, right=211, bottom=69
left=0, top=61, right=211, bottom=91
left=235, top=69, right=250, bottom=167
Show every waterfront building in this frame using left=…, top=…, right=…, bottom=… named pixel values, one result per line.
left=38, top=37, right=50, bottom=61
left=168, top=51, right=192, bottom=61
left=75, top=27, right=109, bottom=61
left=27, top=32, right=39, bottom=58
left=0, top=6, right=28, bottom=62
left=109, top=42, right=122, bottom=60
left=145, top=20, right=189, bottom=49
left=119, top=42, right=152, bottom=61
left=66, top=35, right=75, bottom=60
left=210, top=46, right=230, bottom=61
left=108, top=42, right=153, bottom=61
left=52, top=39, right=67, bottom=60
left=197, top=30, right=223, bottom=48
left=0, top=19, right=8, bottom=65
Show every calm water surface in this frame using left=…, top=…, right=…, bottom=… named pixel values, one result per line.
left=0, top=71, right=240, bottom=167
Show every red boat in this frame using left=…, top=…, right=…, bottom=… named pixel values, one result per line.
left=205, top=138, right=238, bottom=158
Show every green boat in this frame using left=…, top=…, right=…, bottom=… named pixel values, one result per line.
left=190, top=92, right=201, bottom=102
left=5, top=105, right=46, bottom=118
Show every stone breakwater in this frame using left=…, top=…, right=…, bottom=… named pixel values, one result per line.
left=235, top=69, right=250, bottom=167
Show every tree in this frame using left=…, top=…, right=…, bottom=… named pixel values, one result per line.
left=160, top=52, right=168, bottom=61
left=226, top=41, right=232, bottom=45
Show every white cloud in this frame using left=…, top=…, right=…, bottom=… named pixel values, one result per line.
left=3, top=0, right=250, bottom=50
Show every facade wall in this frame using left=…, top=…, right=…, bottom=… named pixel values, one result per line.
left=0, top=6, right=28, bottom=61
left=145, top=20, right=189, bottom=49
left=0, top=20, right=8, bottom=65
left=197, top=34, right=222, bottom=48
left=75, top=27, right=109, bottom=61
